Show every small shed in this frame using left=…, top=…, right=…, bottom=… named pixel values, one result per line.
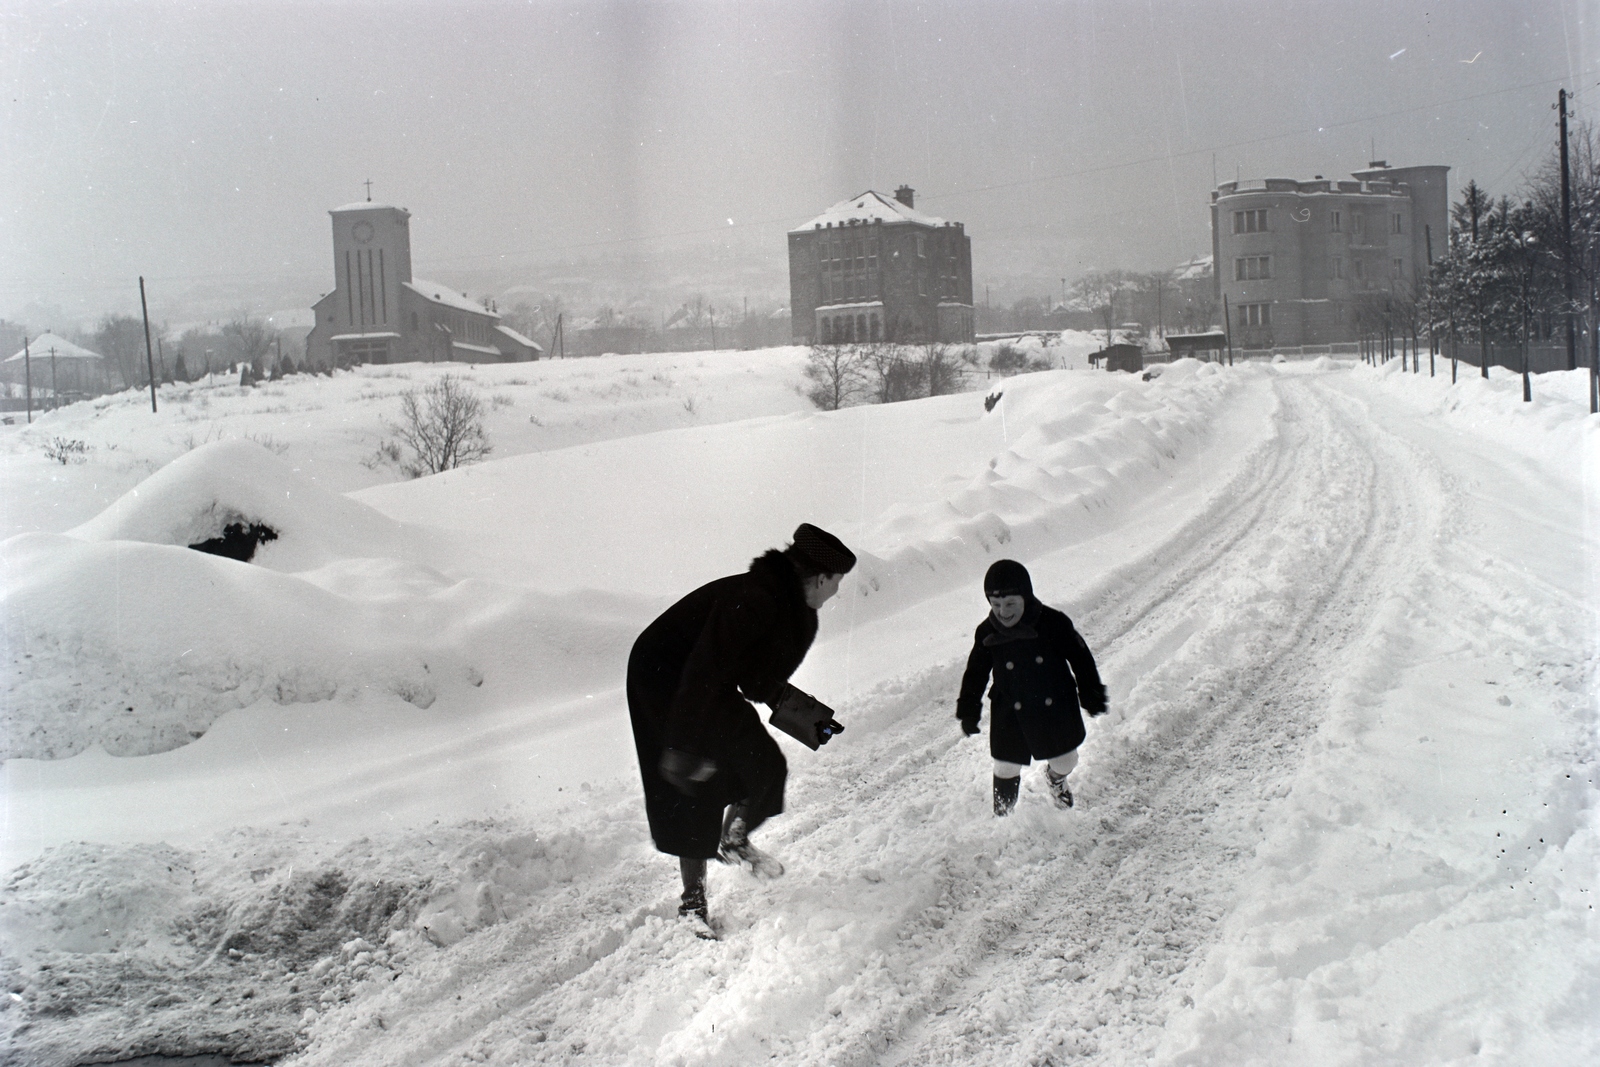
left=1095, top=343, right=1144, bottom=373
left=1164, top=332, right=1227, bottom=362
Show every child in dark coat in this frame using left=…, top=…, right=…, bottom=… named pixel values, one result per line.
left=955, top=559, right=1107, bottom=815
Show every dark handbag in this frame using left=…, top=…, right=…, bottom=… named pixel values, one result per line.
left=767, top=685, right=844, bottom=751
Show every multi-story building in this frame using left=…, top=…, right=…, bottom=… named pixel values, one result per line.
left=1210, top=162, right=1449, bottom=347
left=788, top=185, right=975, bottom=346
left=305, top=200, right=541, bottom=368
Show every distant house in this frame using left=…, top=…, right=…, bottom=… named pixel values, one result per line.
left=2, top=333, right=112, bottom=401
left=788, top=186, right=975, bottom=346
left=304, top=201, right=543, bottom=369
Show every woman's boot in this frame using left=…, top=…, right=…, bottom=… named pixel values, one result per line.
left=678, top=857, right=716, bottom=939
left=717, top=804, right=784, bottom=878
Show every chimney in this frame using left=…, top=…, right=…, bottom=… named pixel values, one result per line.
left=894, top=185, right=915, bottom=209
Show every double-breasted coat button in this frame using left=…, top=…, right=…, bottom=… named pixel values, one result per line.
left=1045, top=697, right=1054, bottom=706
left=1013, top=701, right=1022, bottom=710
left=1005, top=661, right=1014, bottom=670
left=1036, top=656, right=1044, bottom=664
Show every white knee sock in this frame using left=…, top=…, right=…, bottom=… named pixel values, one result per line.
left=992, top=759, right=1025, bottom=780
left=1046, top=751, right=1079, bottom=777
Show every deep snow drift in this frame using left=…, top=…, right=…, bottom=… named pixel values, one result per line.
left=1, top=348, right=1595, bottom=1066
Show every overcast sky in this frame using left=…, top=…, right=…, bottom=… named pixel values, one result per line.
left=1, top=0, right=1593, bottom=326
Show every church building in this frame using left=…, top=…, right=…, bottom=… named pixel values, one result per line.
left=788, top=186, right=975, bottom=346
left=305, top=200, right=541, bottom=368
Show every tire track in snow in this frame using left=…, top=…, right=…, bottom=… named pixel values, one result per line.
left=283, top=374, right=1446, bottom=1067
left=841, top=376, right=1439, bottom=1066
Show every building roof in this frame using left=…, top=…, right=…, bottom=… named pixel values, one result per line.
left=494, top=324, right=543, bottom=352
left=5, top=332, right=103, bottom=363
left=791, top=190, right=949, bottom=233
left=405, top=279, right=500, bottom=318
left=331, top=201, right=409, bottom=215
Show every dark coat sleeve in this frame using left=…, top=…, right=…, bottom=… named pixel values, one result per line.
left=665, top=583, right=781, bottom=753
left=1052, top=611, right=1105, bottom=715
left=955, top=622, right=994, bottom=726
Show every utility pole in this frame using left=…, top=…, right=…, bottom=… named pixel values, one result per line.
left=139, top=277, right=157, bottom=413
left=23, top=335, right=31, bottom=424
left=1559, top=89, right=1576, bottom=372
left=1222, top=295, right=1233, bottom=365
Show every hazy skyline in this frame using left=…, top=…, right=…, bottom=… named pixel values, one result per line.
left=2, top=0, right=1593, bottom=329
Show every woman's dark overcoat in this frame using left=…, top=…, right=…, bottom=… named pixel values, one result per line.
left=956, top=601, right=1106, bottom=764
left=627, top=549, right=818, bottom=858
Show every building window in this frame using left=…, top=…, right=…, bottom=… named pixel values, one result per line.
left=917, top=234, right=926, bottom=258
left=1392, top=257, right=1404, bottom=277
left=1232, top=209, right=1268, bottom=234
left=1330, top=210, right=1342, bottom=232
left=1352, top=213, right=1364, bottom=235
left=1354, top=259, right=1364, bottom=280
left=1239, top=303, right=1271, bottom=326
left=1331, top=256, right=1343, bottom=279
left=1235, top=256, right=1271, bottom=281
left=1391, top=213, right=1403, bottom=234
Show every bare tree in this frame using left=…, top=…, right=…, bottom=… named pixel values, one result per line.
left=917, top=343, right=967, bottom=396
left=804, top=345, right=866, bottom=410
left=89, top=314, right=150, bottom=389
left=390, top=374, right=492, bottom=478
left=222, top=312, right=274, bottom=375
left=860, top=342, right=918, bottom=403
left=1069, top=269, right=1138, bottom=347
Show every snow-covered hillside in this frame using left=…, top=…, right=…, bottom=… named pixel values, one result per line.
left=1, top=350, right=1595, bottom=1066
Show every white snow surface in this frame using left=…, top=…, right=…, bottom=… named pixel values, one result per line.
left=0, top=350, right=1595, bottom=1066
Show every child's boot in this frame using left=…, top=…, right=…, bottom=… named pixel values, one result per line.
left=993, top=775, right=1020, bottom=817
left=1045, top=765, right=1073, bottom=809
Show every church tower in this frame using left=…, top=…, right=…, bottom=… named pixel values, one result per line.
left=328, top=201, right=412, bottom=342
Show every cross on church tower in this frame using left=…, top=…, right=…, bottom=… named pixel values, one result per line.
left=364, top=179, right=373, bottom=202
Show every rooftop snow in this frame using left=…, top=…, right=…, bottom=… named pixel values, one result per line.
left=5, top=332, right=103, bottom=363
left=406, top=279, right=500, bottom=317
left=791, top=190, right=949, bottom=233
left=331, top=202, right=408, bottom=214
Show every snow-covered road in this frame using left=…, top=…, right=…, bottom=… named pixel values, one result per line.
left=3, top=360, right=1594, bottom=1066
left=274, top=373, right=1594, bottom=1066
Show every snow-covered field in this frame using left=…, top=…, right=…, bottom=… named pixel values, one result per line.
left=1, top=344, right=1595, bottom=1066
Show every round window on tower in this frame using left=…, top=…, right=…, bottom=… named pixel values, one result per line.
left=352, top=220, right=375, bottom=244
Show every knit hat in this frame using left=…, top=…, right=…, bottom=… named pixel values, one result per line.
left=789, top=523, right=857, bottom=575
left=983, top=559, right=1033, bottom=599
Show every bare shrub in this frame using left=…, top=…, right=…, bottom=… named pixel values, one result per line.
left=389, top=374, right=492, bottom=478
left=45, top=438, right=90, bottom=464
left=989, top=343, right=1053, bottom=376
left=803, top=345, right=867, bottom=410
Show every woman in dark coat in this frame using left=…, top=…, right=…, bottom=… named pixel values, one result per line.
left=955, top=559, right=1107, bottom=815
left=627, top=523, right=856, bottom=934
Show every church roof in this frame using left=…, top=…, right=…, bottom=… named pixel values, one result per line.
left=330, top=201, right=409, bottom=215
left=5, top=332, right=104, bottom=363
left=405, top=279, right=500, bottom=318
left=790, top=190, right=949, bottom=233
